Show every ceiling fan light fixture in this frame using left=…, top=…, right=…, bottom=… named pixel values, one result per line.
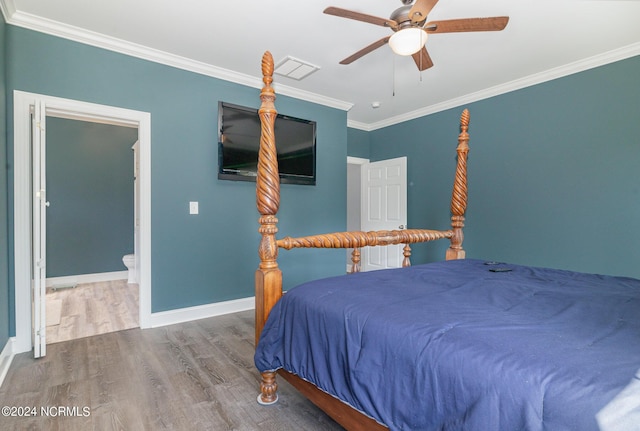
left=389, top=28, right=428, bottom=56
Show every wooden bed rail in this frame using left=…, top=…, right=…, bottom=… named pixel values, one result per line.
left=278, top=228, right=453, bottom=273
left=277, top=228, right=452, bottom=250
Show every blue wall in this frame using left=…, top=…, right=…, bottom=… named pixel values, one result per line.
left=0, top=14, right=9, bottom=349
left=3, top=19, right=637, bottom=345
left=46, top=118, right=137, bottom=277
left=347, top=127, right=370, bottom=160
left=367, top=56, right=640, bottom=278
left=5, top=25, right=348, bottom=333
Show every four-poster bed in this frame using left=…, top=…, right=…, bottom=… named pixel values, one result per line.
left=252, top=51, right=640, bottom=431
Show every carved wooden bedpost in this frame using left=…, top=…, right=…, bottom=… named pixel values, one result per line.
left=350, top=248, right=361, bottom=273
left=402, top=245, right=412, bottom=267
left=255, top=51, right=282, bottom=345
left=446, top=109, right=470, bottom=260
left=256, top=51, right=281, bottom=405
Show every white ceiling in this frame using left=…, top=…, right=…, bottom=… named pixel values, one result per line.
left=3, top=0, right=640, bottom=130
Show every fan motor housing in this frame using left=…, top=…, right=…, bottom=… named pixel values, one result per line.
left=390, top=5, right=426, bottom=29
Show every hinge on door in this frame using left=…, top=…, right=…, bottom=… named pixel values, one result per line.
left=36, top=121, right=45, bottom=131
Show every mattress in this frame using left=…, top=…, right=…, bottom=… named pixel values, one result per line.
left=255, top=259, right=640, bottom=430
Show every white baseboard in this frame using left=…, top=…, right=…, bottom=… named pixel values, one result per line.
left=10, top=296, right=255, bottom=355
left=148, top=296, right=255, bottom=328
left=0, top=338, right=16, bottom=388
left=46, top=271, right=128, bottom=287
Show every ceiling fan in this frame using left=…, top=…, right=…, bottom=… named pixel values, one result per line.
left=324, top=0, right=509, bottom=71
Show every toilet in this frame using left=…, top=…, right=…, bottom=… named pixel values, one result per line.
left=122, top=254, right=136, bottom=284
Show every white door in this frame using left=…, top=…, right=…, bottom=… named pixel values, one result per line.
left=32, top=100, right=47, bottom=357
left=360, top=156, right=407, bottom=271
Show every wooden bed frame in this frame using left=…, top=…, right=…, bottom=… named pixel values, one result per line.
left=254, top=51, right=470, bottom=431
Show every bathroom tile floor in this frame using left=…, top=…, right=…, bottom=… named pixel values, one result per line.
left=46, top=279, right=139, bottom=344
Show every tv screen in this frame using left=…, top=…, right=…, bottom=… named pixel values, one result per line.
left=218, top=101, right=316, bottom=185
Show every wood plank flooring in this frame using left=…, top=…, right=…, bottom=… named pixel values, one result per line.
left=0, top=311, right=344, bottom=431
left=46, top=279, right=139, bottom=344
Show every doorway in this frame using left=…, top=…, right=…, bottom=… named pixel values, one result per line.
left=44, top=118, right=139, bottom=344
left=346, top=157, right=368, bottom=272
left=13, top=91, right=152, bottom=356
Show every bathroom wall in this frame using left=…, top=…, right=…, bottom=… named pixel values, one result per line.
left=45, top=117, right=137, bottom=277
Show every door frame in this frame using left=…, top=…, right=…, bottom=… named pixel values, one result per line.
left=346, top=157, right=368, bottom=272
left=13, top=91, right=152, bottom=353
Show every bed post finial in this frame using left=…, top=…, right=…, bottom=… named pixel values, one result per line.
left=255, top=51, right=283, bottom=346
left=446, top=109, right=470, bottom=260
left=261, top=51, right=274, bottom=88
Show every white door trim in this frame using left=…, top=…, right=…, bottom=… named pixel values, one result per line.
left=347, top=156, right=369, bottom=165
left=346, top=157, right=369, bottom=272
left=13, top=90, right=152, bottom=353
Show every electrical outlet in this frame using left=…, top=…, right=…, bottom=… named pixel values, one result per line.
left=189, top=201, right=199, bottom=215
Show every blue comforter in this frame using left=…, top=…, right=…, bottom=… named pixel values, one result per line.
left=255, top=259, right=640, bottom=430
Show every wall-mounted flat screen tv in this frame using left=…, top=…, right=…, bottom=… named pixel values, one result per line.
left=218, top=101, right=316, bottom=185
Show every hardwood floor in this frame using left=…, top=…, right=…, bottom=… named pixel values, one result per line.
left=0, top=310, right=344, bottom=431
left=46, top=279, right=139, bottom=344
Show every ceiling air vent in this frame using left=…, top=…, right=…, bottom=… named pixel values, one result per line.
left=274, top=56, right=320, bottom=80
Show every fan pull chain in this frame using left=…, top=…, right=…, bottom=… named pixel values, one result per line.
left=392, top=54, right=396, bottom=97
left=418, top=30, right=423, bottom=82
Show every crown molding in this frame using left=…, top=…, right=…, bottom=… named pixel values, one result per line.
left=0, top=0, right=16, bottom=20
left=2, top=6, right=353, bottom=112
left=347, top=119, right=371, bottom=131
left=3, top=1, right=637, bottom=129
left=365, top=42, right=640, bottom=131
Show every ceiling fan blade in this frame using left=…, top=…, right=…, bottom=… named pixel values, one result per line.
left=324, top=6, right=397, bottom=28
left=408, top=0, right=439, bottom=24
left=411, top=47, right=434, bottom=71
left=425, top=17, right=509, bottom=33
left=339, top=36, right=391, bottom=65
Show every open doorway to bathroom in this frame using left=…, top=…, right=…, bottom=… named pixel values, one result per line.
left=44, top=118, right=139, bottom=344
left=13, top=91, right=152, bottom=357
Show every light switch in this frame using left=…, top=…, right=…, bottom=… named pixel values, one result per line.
left=189, top=201, right=199, bottom=215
